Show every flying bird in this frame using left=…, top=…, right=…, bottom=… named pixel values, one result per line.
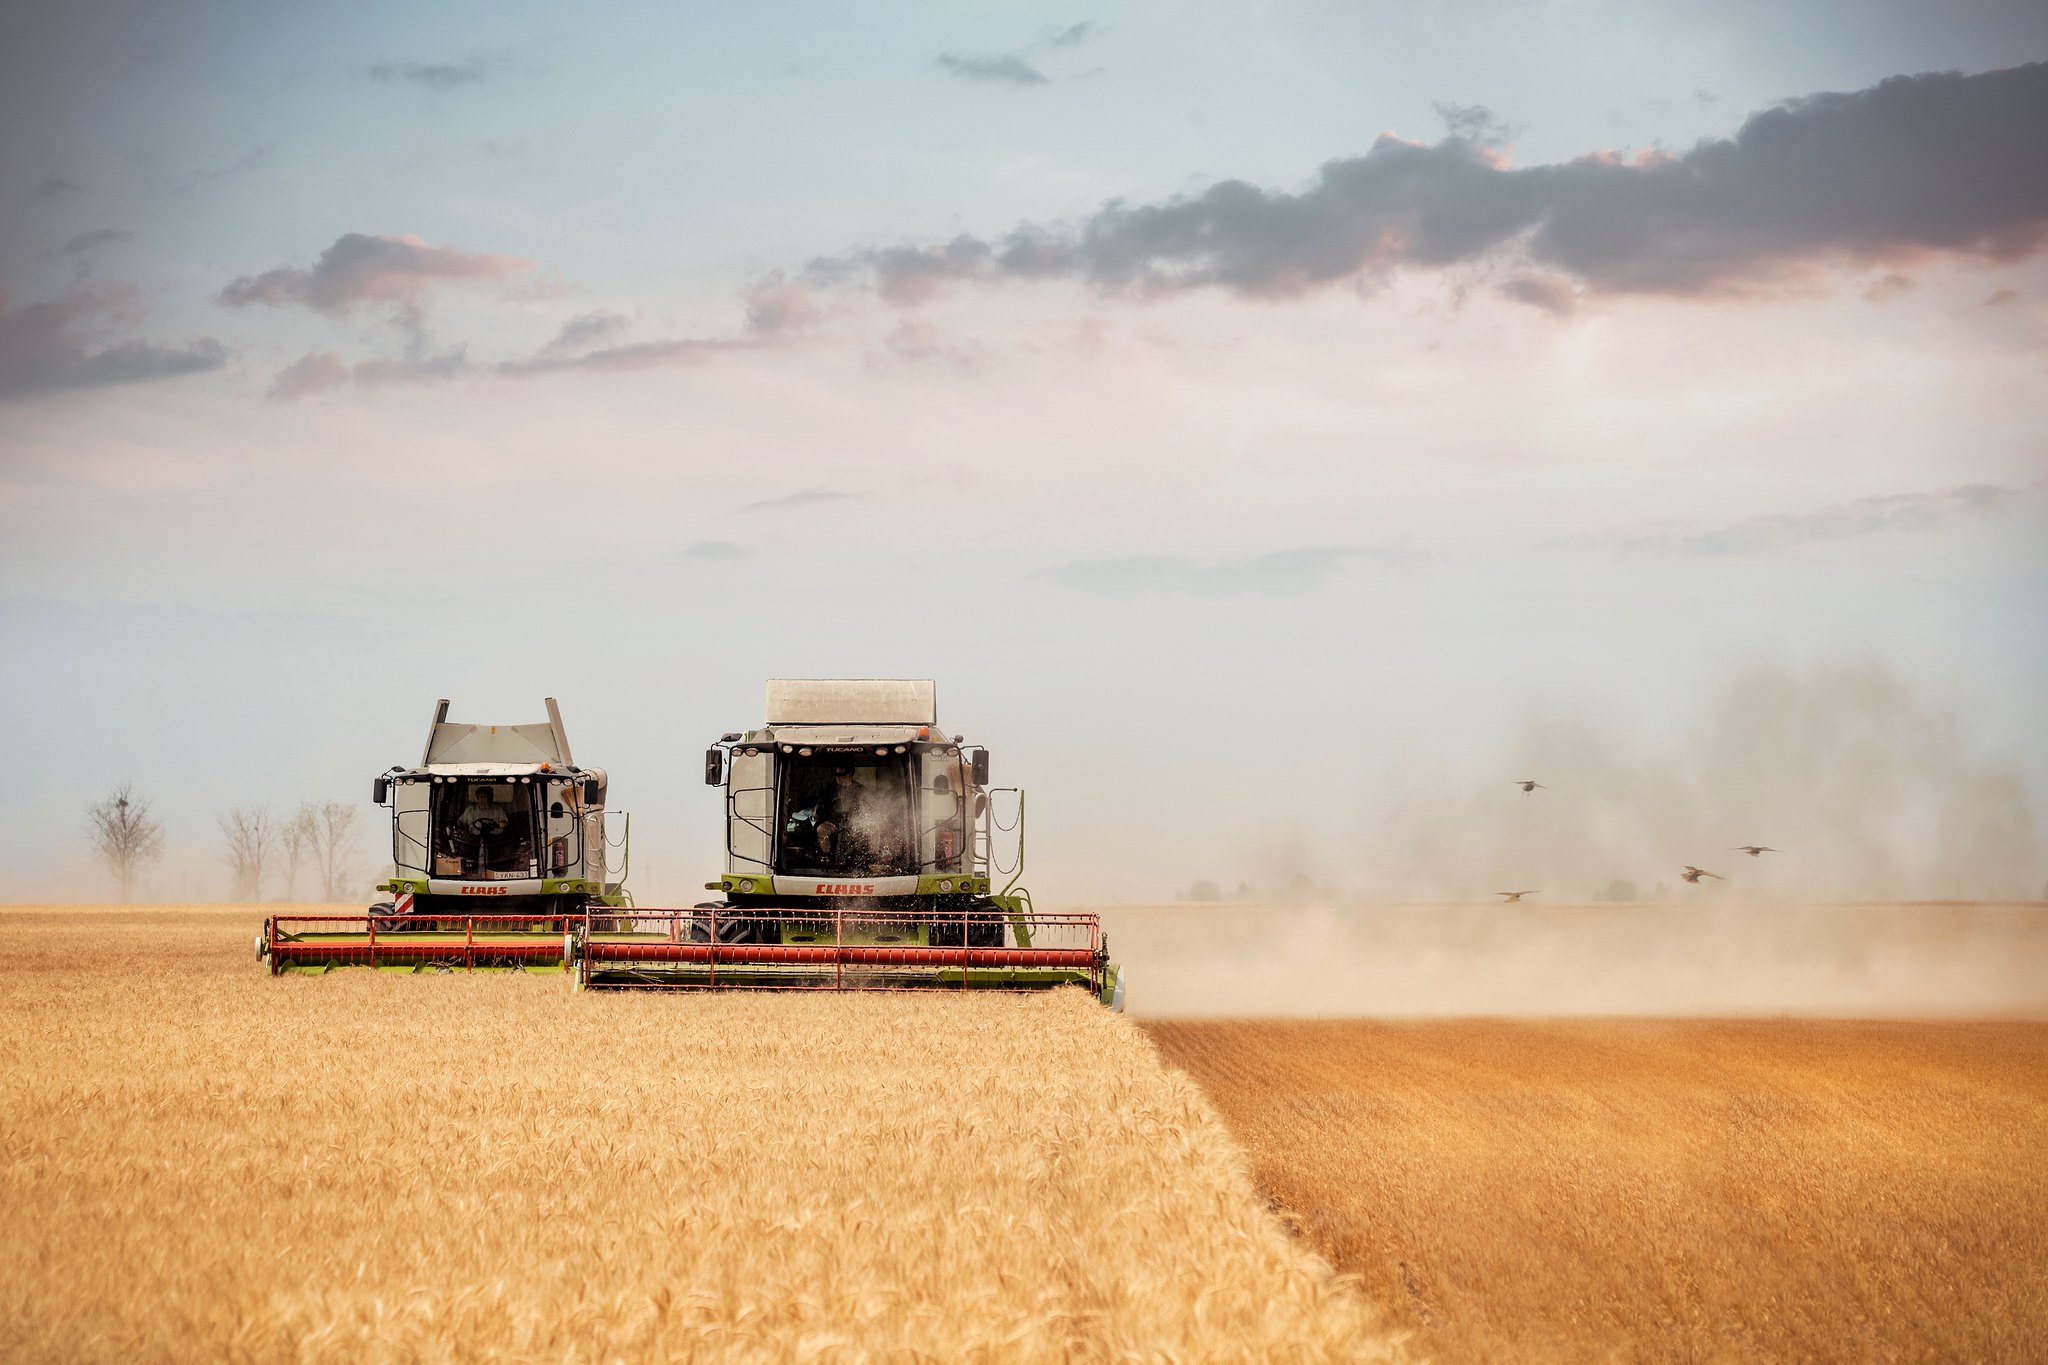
left=1495, top=890, right=1537, bottom=903
left=1733, top=846, right=1779, bottom=857
left=1512, top=780, right=1544, bottom=793
left=1681, top=866, right=1723, bottom=883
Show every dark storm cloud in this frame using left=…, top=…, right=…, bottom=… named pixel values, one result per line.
left=1624, top=483, right=2027, bottom=556
left=217, top=233, right=532, bottom=315
left=0, top=284, right=226, bottom=401
left=1045, top=547, right=1377, bottom=597
left=816, top=63, right=2048, bottom=304
left=368, top=52, right=508, bottom=91
left=935, top=52, right=1049, bottom=87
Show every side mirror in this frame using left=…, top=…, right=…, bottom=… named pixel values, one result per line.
left=930, top=773, right=952, bottom=795
left=582, top=777, right=602, bottom=804
left=371, top=777, right=389, bottom=805
left=704, top=747, right=725, bottom=786
left=971, top=749, right=990, bottom=787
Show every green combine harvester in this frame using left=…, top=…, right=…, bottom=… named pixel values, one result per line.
left=257, top=697, right=629, bottom=974
left=569, top=678, right=1124, bottom=1009
left=257, top=681, right=1122, bottom=1009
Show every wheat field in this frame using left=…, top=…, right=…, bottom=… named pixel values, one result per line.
left=0, top=904, right=1399, bottom=1363
left=1148, top=1017, right=2048, bottom=1364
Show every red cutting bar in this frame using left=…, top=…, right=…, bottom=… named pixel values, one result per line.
left=272, top=941, right=562, bottom=965
left=582, top=942, right=1094, bottom=969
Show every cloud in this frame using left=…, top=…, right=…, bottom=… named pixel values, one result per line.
left=814, top=63, right=2048, bottom=305
left=738, top=488, right=858, bottom=513
left=500, top=277, right=811, bottom=378
left=683, top=540, right=752, bottom=560
left=36, top=173, right=79, bottom=198
left=1625, top=483, right=2026, bottom=556
left=0, top=284, right=227, bottom=402
left=1045, top=547, right=1378, bottom=597
left=498, top=335, right=747, bottom=376
left=540, top=309, right=629, bottom=355
left=218, top=233, right=533, bottom=315
left=1499, top=272, right=1578, bottom=315
left=1049, top=22, right=1101, bottom=48
left=935, top=53, right=1049, bottom=87
left=267, top=351, right=349, bottom=400
left=741, top=272, right=819, bottom=335
left=369, top=52, right=508, bottom=90
left=267, top=342, right=469, bottom=400
left=1432, top=101, right=1515, bottom=147
left=61, top=229, right=133, bottom=256
left=875, top=316, right=983, bottom=370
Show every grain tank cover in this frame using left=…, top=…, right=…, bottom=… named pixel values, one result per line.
left=765, top=679, right=937, bottom=727
left=421, top=697, right=574, bottom=767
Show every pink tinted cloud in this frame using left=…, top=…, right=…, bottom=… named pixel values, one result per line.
left=219, top=233, right=533, bottom=315
left=267, top=344, right=468, bottom=399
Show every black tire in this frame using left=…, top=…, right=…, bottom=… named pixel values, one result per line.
left=691, top=902, right=762, bottom=943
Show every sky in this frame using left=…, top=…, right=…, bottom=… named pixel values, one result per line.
left=3, top=0, right=2046, bottom=903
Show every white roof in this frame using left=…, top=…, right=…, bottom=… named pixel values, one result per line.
left=759, top=724, right=933, bottom=746
left=765, top=679, right=937, bottom=727
left=421, top=697, right=574, bottom=767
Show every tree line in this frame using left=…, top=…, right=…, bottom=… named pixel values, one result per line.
left=86, top=781, right=364, bottom=902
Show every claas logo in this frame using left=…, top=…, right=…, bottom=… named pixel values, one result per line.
left=813, top=883, right=876, bottom=895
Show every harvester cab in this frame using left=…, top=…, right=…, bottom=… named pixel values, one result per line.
left=570, top=679, right=1124, bottom=1007
left=258, top=697, right=630, bottom=974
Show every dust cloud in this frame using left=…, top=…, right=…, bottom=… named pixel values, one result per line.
left=1111, top=662, right=2047, bottom=1020
left=1102, top=900, right=2048, bottom=1020
left=1363, top=662, right=2045, bottom=903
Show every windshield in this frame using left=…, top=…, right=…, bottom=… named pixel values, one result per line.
left=432, top=780, right=540, bottom=877
left=776, top=751, right=915, bottom=876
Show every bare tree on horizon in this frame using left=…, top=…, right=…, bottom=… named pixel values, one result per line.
left=219, top=807, right=276, bottom=901
left=86, top=782, right=165, bottom=900
left=307, top=800, right=361, bottom=902
left=280, top=805, right=316, bottom=900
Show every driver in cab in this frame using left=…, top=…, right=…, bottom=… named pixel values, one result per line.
left=459, top=786, right=509, bottom=842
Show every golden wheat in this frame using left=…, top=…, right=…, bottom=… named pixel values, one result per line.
left=0, top=905, right=1399, bottom=1363
left=1148, top=1016, right=2048, bottom=1364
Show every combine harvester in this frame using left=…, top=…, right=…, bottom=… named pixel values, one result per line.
left=570, top=679, right=1125, bottom=1009
left=258, top=698, right=629, bottom=974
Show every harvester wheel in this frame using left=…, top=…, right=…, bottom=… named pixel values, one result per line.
left=368, top=901, right=404, bottom=932
left=690, top=904, right=759, bottom=944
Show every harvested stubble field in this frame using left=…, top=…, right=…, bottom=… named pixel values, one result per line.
left=1149, top=1016, right=2048, bottom=1364
left=0, top=904, right=1399, bottom=1364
